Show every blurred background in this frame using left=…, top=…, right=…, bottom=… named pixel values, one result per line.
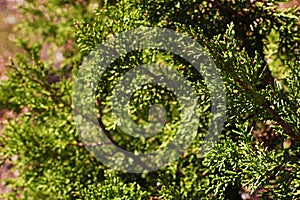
left=0, top=0, right=23, bottom=195
left=0, top=0, right=23, bottom=81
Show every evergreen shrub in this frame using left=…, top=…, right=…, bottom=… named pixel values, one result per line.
left=0, top=0, right=299, bottom=199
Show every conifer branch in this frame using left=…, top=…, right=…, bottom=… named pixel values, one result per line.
left=232, top=74, right=300, bottom=144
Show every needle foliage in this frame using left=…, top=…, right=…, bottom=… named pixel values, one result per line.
left=0, top=0, right=299, bottom=199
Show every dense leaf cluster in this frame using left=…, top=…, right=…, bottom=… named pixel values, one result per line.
left=0, top=0, right=299, bottom=199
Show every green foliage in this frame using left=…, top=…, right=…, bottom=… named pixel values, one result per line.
left=0, top=0, right=300, bottom=199
left=73, top=171, right=150, bottom=199
left=202, top=123, right=300, bottom=199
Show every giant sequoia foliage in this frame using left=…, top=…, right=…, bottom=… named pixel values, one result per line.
left=0, top=0, right=299, bottom=199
